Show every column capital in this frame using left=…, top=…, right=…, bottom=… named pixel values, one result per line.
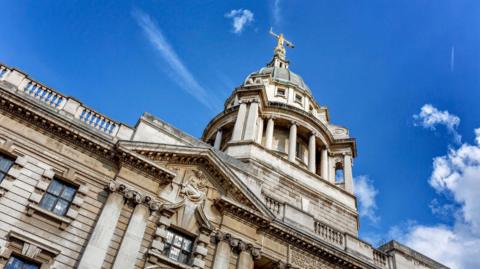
left=309, top=131, right=317, bottom=137
left=290, top=120, right=297, bottom=126
left=107, top=181, right=161, bottom=212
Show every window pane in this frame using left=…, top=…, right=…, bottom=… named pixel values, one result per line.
left=47, top=180, right=63, bottom=196
left=0, top=155, right=13, bottom=172
left=0, top=171, right=6, bottom=182
left=178, top=252, right=188, bottom=264
left=168, top=247, right=180, bottom=261
left=182, top=239, right=192, bottom=251
left=5, top=256, right=23, bottom=269
left=53, top=199, right=69, bottom=216
left=165, top=230, right=174, bottom=244
left=173, top=235, right=183, bottom=248
left=61, top=186, right=76, bottom=201
left=39, top=193, right=57, bottom=211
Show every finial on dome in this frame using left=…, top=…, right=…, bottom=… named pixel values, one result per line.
left=269, top=27, right=295, bottom=60
left=268, top=28, right=294, bottom=68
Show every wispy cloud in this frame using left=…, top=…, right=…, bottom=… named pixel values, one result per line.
left=450, top=46, right=455, bottom=72
left=133, top=9, right=218, bottom=111
left=354, top=175, right=380, bottom=223
left=413, top=104, right=461, bottom=143
left=272, top=0, right=282, bottom=27
left=225, top=9, right=254, bottom=34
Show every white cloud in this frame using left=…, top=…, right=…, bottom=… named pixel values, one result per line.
left=413, top=104, right=461, bottom=143
left=354, top=175, right=379, bottom=223
left=392, top=128, right=480, bottom=269
left=225, top=9, right=254, bottom=34
left=272, top=0, right=281, bottom=27
left=133, top=9, right=218, bottom=111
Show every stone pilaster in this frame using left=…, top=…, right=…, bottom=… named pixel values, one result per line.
left=308, top=133, right=316, bottom=173
left=112, top=197, right=149, bottom=269
left=256, top=117, right=264, bottom=144
left=288, top=122, right=297, bottom=162
left=77, top=182, right=125, bottom=269
left=232, top=102, right=247, bottom=141
left=213, top=129, right=223, bottom=150
left=344, top=153, right=354, bottom=193
left=320, top=148, right=329, bottom=181
left=235, top=241, right=261, bottom=269
left=212, top=232, right=233, bottom=269
left=243, top=101, right=259, bottom=141
left=265, top=117, right=275, bottom=150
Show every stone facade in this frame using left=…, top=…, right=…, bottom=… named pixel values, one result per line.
left=0, top=43, right=448, bottom=269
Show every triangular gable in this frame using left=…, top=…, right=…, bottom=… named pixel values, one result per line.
left=117, top=140, right=275, bottom=220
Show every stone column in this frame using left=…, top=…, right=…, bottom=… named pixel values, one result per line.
left=321, top=148, right=329, bottom=181
left=212, top=232, right=232, bottom=269
left=243, top=101, right=259, bottom=141
left=288, top=122, right=297, bottom=162
left=344, top=154, right=354, bottom=193
left=256, top=117, right=264, bottom=144
left=232, top=102, right=247, bottom=141
left=236, top=242, right=260, bottom=269
left=112, top=194, right=149, bottom=269
left=265, top=117, right=274, bottom=150
left=308, top=133, right=316, bottom=173
left=78, top=184, right=124, bottom=269
left=213, top=129, right=223, bottom=150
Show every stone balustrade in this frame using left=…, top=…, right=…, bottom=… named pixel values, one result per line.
left=265, top=195, right=284, bottom=217
left=313, top=220, right=345, bottom=248
left=21, top=80, right=67, bottom=109
left=0, top=63, right=133, bottom=139
left=76, top=106, right=118, bottom=135
left=373, top=249, right=388, bottom=267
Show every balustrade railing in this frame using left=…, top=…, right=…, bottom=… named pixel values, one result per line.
left=265, top=195, right=283, bottom=217
left=373, top=249, right=388, bottom=267
left=22, top=81, right=66, bottom=109
left=76, top=107, right=118, bottom=135
left=0, top=63, right=120, bottom=137
left=314, top=220, right=345, bottom=248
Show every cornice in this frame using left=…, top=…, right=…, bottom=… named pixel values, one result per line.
left=215, top=197, right=378, bottom=269
left=0, top=87, right=176, bottom=186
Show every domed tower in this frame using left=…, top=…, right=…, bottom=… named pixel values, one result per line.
left=203, top=32, right=356, bottom=195
left=202, top=33, right=358, bottom=238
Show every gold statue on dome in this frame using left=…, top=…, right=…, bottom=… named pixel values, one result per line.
left=269, top=27, right=295, bottom=53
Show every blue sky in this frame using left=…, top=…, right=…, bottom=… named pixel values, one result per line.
left=2, top=1, right=480, bottom=267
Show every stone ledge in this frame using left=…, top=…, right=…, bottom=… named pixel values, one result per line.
left=147, top=249, right=194, bottom=269
left=26, top=203, right=72, bottom=230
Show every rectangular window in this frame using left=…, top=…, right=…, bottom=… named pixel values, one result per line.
left=276, top=88, right=286, bottom=97
left=295, top=94, right=303, bottom=104
left=163, top=229, right=194, bottom=265
left=39, top=179, right=77, bottom=216
left=0, top=154, right=14, bottom=183
left=5, top=255, right=40, bottom=269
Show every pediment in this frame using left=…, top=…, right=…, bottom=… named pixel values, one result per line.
left=117, top=141, right=275, bottom=221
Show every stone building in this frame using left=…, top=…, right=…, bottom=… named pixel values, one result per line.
left=0, top=36, right=448, bottom=269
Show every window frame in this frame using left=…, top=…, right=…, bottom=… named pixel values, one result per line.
left=0, top=153, right=14, bottom=184
left=4, top=254, right=40, bottom=269
left=162, top=228, right=195, bottom=265
left=276, top=88, right=286, bottom=97
left=38, top=178, right=77, bottom=217
left=294, top=93, right=303, bottom=104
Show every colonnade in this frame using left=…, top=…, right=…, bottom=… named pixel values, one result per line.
left=211, top=101, right=354, bottom=192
